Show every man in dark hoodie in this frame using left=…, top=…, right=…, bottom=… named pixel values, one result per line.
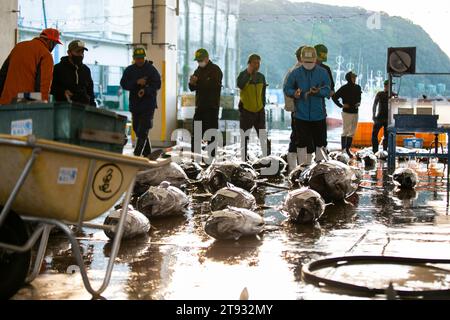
left=189, top=48, right=223, bottom=160
left=120, top=47, right=162, bottom=158
left=315, top=44, right=335, bottom=96
left=332, top=71, right=362, bottom=157
left=51, top=40, right=96, bottom=106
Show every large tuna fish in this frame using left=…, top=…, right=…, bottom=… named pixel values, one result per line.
left=328, top=151, right=350, bottom=165
left=202, top=161, right=258, bottom=194
left=204, top=207, right=265, bottom=240
left=134, top=162, right=188, bottom=196
left=178, top=160, right=204, bottom=180
left=282, top=188, right=326, bottom=224
left=210, top=185, right=257, bottom=212
left=392, top=168, right=418, bottom=189
left=103, top=206, right=151, bottom=240
left=299, top=160, right=359, bottom=203
left=137, top=181, right=189, bottom=218
left=288, top=164, right=311, bottom=188
left=252, top=156, right=287, bottom=177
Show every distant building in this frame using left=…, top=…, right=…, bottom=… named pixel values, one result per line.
left=17, top=0, right=241, bottom=110
left=178, top=0, right=240, bottom=94
left=18, top=0, right=132, bottom=110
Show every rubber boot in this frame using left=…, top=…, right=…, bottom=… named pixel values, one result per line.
left=142, top=139, right=152, bottom=158
left=315, top=147, right=328, bottom=162
left=242, top=137, right=249, bottom=162
left=134, top=138, right=146, bottom=157
left=297, top=148, right=307, bottom=165
left=287, top=152, right=298, bottom=173
left=306, top=153, right=313, bottom=165
left=346, top=137, right=355, bottom=158
left=341, top=136, right=347, bottom=152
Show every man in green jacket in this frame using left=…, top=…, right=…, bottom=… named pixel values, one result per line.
left=237, top=54, right=268, bottom=161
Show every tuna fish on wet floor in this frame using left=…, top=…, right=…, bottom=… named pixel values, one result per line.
left=205, top=207, right=265, bottom=240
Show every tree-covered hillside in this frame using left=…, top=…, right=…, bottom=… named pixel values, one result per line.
left=238, top=0, right=450, bottom=96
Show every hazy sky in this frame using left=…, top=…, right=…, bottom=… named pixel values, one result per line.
left=293, top=0, right=450, bottom=58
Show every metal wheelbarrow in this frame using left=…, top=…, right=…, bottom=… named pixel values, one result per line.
left=0, top=134, right=170, bottom=299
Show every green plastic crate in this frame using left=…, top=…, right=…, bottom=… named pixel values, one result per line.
left=0, top=102, right=127, bottom=154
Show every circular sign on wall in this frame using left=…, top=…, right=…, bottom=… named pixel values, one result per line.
left=92, top=164, right=123, bottom=201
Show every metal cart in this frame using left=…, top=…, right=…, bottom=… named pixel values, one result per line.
left=0, top=134, right=170, bottom=299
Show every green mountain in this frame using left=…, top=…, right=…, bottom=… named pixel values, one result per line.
left=238, top=0, right=450, bottom=97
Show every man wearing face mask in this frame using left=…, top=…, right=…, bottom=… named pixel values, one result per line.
left=284, top=46, right=331, bottom=164
left=283, top=46, right=304, bottom=172
left=189, top=48, right=223, bottom=159
left=51, top=40, right=96, bottom=106
left=0, top=28, right=62, bottom=105
left=121, top=48, right=161, bottom=158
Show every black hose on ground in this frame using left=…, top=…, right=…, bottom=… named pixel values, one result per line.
left=301, top=255, right=450, bottom=299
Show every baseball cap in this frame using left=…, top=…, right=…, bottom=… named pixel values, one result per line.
left=133, top=47, right=147, bottom=59
left=194, top=48, right=209, bottom=61
left=301, top=46, right=317, bottom=63
left=68, top=40, right=88, bottom=52
left=314, top=44, right=328, bottom=62
left=40, top=28, right=63, bottom=45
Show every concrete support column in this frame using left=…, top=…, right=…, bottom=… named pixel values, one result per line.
left=0, top=0, right=18, bottom=64
left=133, top=0, right=178, bottom=147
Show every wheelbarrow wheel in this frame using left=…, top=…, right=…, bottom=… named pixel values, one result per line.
left=0, top=211, right=31, bottom=300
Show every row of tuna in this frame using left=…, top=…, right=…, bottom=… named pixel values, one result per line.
left=104, top=151, right=419, bottom=241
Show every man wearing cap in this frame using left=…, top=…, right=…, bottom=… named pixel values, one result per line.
left=372, top=80, right=397, bottom=153
left=314, top=44, right=335, bottom=96
left=0, top=28, right=62, bottom=105
left=237, top=54, right=268, bottom=160
left=120, top=48, right=161, bottom=158
left=284, top=46, right=331, bottom=164
left=332, top=71, right=362, bottom=157
left=283, top=46, right=304, bottom=171
left=189, top=48, right=223, bottom=159
left=51, top=40, right=96, bottom=106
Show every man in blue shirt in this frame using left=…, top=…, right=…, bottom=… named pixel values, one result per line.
left=284, top=46, right=331, bottom=164
left=120, top=48, right=161, bottom=158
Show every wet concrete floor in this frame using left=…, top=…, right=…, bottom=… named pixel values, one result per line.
left=11, top=131, right=450, bottom=300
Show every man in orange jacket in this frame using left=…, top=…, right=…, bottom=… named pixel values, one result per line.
left=0, top=28, right=62, bottom=105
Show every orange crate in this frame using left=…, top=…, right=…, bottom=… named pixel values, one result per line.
left=351, top=122, right=447, bottom=148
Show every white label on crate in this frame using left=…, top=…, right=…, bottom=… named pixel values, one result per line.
left=11, top=119, right=33, bottom=136
left=57, top=168, right=78, bottom=185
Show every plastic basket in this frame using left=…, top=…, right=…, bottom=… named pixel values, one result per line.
left=403, top=138, right=424, bottom=149
left=0, top=102, right=127, bottom=153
